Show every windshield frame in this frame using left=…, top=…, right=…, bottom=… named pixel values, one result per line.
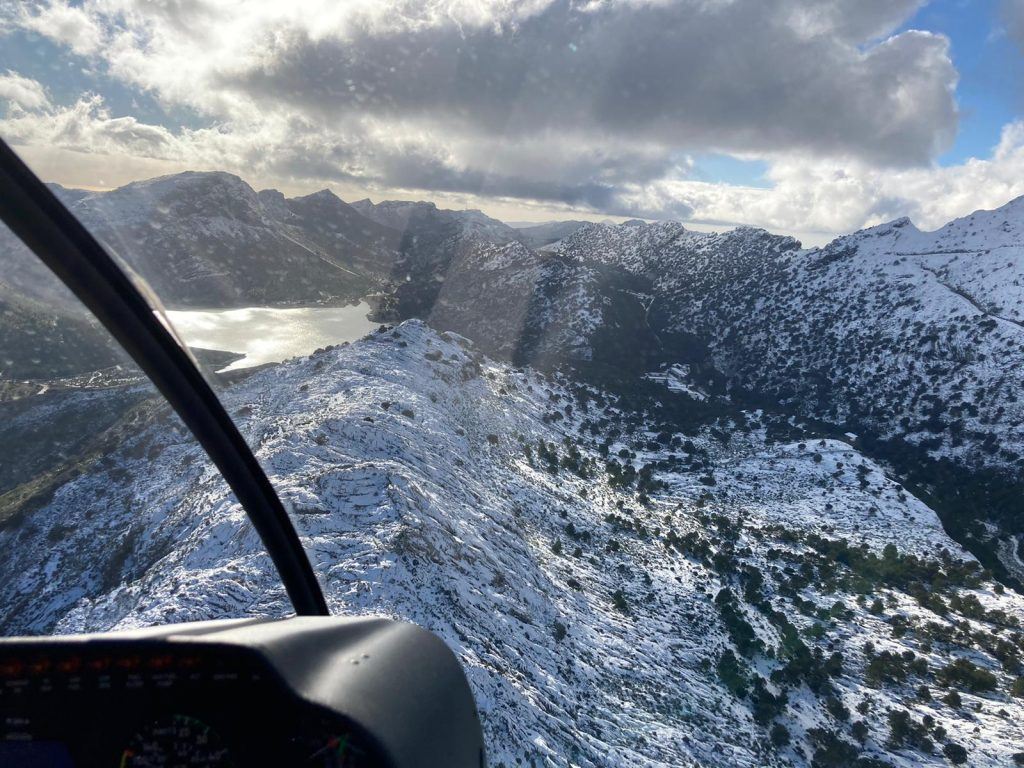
left=0, top=138, right=328, bottom=618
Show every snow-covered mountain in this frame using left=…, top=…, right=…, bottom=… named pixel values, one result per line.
left=2, top=322, right=1022, bottom=767
left=4, top=171, right=1024, bottom=765
left=7, top=172, right=1024, bottom=576
left=350, top=198, right=522, bottom=244
left=549, top=209, right=1024, bottom=581
left=552, top=206, right=1024, bottom=473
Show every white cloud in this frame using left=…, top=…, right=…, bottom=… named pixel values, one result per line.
left=0, top=72, right=50, bottom=110
left=612, top=120, right=1024, bottom=241
left=2, top=0, right=1020, bottom=244
left=17, top=1, right=104, bottom=55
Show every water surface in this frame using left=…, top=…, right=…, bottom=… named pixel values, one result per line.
left=166, top=303, right=377, bottom=372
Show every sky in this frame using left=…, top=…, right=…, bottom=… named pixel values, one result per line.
left=1, top=0, right=1023, bottom=246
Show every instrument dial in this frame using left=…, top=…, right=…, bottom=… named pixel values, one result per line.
left=119, top=714, right=233, bottom=768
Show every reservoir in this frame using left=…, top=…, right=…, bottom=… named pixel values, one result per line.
left=166, top=302, right=377, bottom=372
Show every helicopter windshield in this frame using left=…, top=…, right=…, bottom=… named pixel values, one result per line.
left=3, top=2, right=1024, bottom=766
left=0, top=211, right=295, bottom=632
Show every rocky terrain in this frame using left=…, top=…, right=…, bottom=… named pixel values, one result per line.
left=3, top=172, right=1024, bottom=765
left=1, top=322, right=1022, bottom=767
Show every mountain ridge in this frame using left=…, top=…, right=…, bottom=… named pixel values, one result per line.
left=1, top=321, right=1022, bottom=766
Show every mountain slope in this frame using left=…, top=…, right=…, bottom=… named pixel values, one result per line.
left=351, top=199, right=522, bottom=244
left=58, top=172, right=393, bottom=307
left=509, top=220, right=591, bottom=248
left=551, top=209, right=1024, bottom=578
left=1, top=322, right=1021, bottom=767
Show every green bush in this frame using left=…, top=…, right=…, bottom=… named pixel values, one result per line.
left=936, top=658, right=998, bottom=693
left=717, top=649, right=749, bottom=698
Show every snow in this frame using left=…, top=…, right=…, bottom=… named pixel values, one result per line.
left=2, top=322, right=1021, bottom=766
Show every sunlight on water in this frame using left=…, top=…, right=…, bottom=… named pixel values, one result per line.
left=166, top=303, right=378, bottom=372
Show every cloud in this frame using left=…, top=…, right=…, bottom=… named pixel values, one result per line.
left=6, top=0, right=1017, bottom=245
left=200, top=0, right=953, bottom=167
left=0, top=72, right=50, bottom=110
left=16, top=1, right=103, bottom=55
left=613, top=120, right=1024, bottom=239
left=1, top=95, right=179, bottom=156
left=12, top=1, right=956, bottom=163
left=8, top=86, right=1021, bottom=246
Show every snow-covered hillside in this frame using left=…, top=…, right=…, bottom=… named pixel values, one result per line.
left=2, top=322, right=1021, bottom=767
left=549, top=207, right=1024, bottom=581
left=554, top=206, right=1024, bottom=474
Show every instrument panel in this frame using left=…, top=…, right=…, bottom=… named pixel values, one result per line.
left=0, top=639, right=380, bottom=767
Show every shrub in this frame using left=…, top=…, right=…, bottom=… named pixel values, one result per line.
left=886, top=709, right=932, bottom=752
left=750, top=676, right=786, bottom=725
left=851, top=720, right=868, bottom=743
left=552, top=621, right=567, bottom=642
left=936, top=658, right=998, bottom=693
left=1011, top=676, right=1024, bottom=698
left=770, top=723, right=790, bottom=748
left=807, top=728, right=861, bottom=767
left=717, top=649, right=749, bottom=698
left=611, top=589, right=629, bottom=614
left=942, top=743, right=968, bottom=765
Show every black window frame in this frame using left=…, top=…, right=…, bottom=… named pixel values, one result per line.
left=0, top=138, right=328, bottom=617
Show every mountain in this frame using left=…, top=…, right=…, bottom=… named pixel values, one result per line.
left=0, top=282, right=125, bottom=380
left=8, top=171, right=1024, bottom=574
left=416, top=238, right=659, bottom=370
left=5, top=171, right=1024, bottom=764
left=2, top=321, right=1022, bottom=767
left=350, top=198, right=522, bottom=244
left=508, top=220, right=591, bottom=248
left=0, top=222, right=128, bottom=379
left=549, top=211, right=1024, bottom=580
left=54, top=172, right=399, bottom=308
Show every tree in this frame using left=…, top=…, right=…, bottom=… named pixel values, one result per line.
left=750, top=676, right=786, bottom=725
left=851, top=720, right=868, bottom=743
left=1012, top=676, right=1024, bottom=698
left=717, top=649, right=749, bottom=698
left=770, top=723, right=790, bottom=748
left=612, top=589, right=629, bottom=614
left=807, top=728, right=861, bottom=768
left=552, top=621, right=568, bottom=642
left=936, top=658, right=998, bottom=693
left=942, top=743, right=968, bottom=765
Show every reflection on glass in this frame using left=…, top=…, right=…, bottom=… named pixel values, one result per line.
left=0, top=221, right=286, bottom=635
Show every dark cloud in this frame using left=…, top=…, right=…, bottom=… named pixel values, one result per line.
left=224, top=0, right=954, bottom=168
left=263, top=128, right=665, bottom=212
left=7, top=0, right=961, bottom=223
